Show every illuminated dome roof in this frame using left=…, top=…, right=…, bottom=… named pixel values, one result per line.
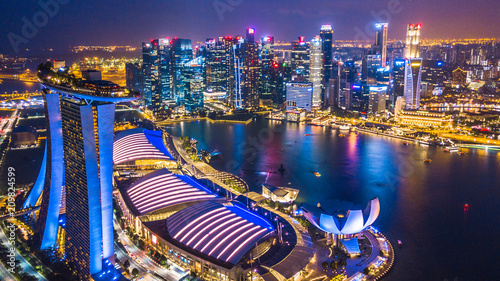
left=301, top=198, right=380, bottom=235
left=167, top=200, right=274, bottom=265
left=113, top=128, right=173, bottom=164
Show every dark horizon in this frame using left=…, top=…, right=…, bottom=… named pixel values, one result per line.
left=2, top=0, right=500, bottom=55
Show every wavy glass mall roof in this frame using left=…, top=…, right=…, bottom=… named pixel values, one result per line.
left=167, top=201, right=274, bottom=265
left=125, top=168, right=216, bottom=215
left=113, top=128, right=173, bottom=164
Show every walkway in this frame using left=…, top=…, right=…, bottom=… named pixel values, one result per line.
left=0, top=224, right=47, bottom=280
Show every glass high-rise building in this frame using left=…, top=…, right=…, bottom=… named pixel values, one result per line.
left=291, top=37, right=310, bottom=82
left=259, top=36, right=276, bottom=102
left=35, top=66, right=137, bottom=279
left=204, top=38, right=227, bottom=93
left=404, top=58, right=423, bottom=109
left=142, top=39, right=172, bottom=115
left=320, top=25, right=333, bottom=99
left=374, top=23, right=388, bottom=67
left=309, top=36, right=323, bottom=107
left=171, top=38, right=193, bottom=104
left=405, top=23, right=421, bottom=59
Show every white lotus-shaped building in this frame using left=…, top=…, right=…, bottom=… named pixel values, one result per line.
left=301, top=198, right=380, bottom=235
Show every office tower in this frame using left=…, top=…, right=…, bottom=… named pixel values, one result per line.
left=309, top=36, right=323, bottom=107
left=125, top=62, right=142, bottom=93
left=291, top=37, right=310, bottom=82
left=395, top=96, right=405, bottom=116
left=285, top=82, right=313, bottom=112
left=404, top=58, right=423, bottom=109
left=223, top=36, right=236, bottom=105
left=393, top=59, right=406, bottom=97
left=233, top=28, right=260, bottom=108
left=337, top=61, right=358, bottom=110
left=260, top=36, right=277, bottom=102
left=362, top=53, right=382, bottom=85
left=183, top=55, right=205, bottom=111
left=276, top=61, right=292, bottom=106
left=420, top=60, right=445, bottom=96
left=36, top=65, right=137, bottom=279
left=204, top=38, right=227, bottom=93
left=405, top=23, right=421, bottom=59
left=374, top=23, right=388, bottom=67
left=369, top=86, right=387, bottom=114
left=142, top=39, right=172, bottom=114
left=320, top=25, right=333, bottom=98
left=171, top=38, right=193, bottom=104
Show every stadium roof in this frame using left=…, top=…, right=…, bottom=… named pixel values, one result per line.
left=113, top=128, right=173, bottom=164
left=125, top=169, right=216, bottom=215
left=167, top=201, right=274, bottom=265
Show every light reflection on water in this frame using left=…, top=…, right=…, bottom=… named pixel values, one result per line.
left=164, top=118, right=500, bottom=281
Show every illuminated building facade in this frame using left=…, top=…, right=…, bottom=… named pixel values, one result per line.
left=205, top=38, right=227, bottom=93
left=397, top=110, right=452, bottom=127
left=259, top=36, right=276, bottom=102
left=393, top=59, right=406, bottom=97
left=369, top=86, right=387, bottom=114
left=233, top=29, right=260, bottom=108
left=171, top=38, right=193, bottom=104
left=405, top=23, right=421, bottom=59
left=404, top=58, right=423, bottom=109
left=374, top=23, right=388, bottom=67
left=309, top=36, right=323, bottom=107
left=34, top=73, right=136, bottom=279
left=320, top=25, right=333, bottom=99
left=142, top=39, right=172, bottom=115
left=285, top=82, right=313, bottom=112
left=291, top=37, right=310, bottom=82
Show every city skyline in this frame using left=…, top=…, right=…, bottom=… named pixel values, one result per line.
left=2, top=0, right=500, bottom=55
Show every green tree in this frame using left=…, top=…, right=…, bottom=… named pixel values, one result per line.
left=124, top=260, right=130, bottom=269
left=132, top=268, right=139, bottom=276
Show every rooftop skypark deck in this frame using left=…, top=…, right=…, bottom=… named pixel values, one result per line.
left=37, top=62, right=138, bottom=102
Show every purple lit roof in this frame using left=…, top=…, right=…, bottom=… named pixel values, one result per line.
left=113, top=128, right=173, bottom=164
left=126, top=169, right=216, bottom=215
left=167, top=201, right=274, bottom=265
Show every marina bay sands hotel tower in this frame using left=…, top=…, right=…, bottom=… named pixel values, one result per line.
left=31, top=64, right=137, bottom=280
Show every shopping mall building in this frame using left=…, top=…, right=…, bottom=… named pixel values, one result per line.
left=113, top=129, right=315, bottom=281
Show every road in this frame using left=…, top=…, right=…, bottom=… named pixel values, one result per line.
left=0, top=224, right=47, bottom=280
left=114, top=215, right=188, bottom=281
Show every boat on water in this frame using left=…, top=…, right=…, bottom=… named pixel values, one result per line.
left=314, top=172, right=321, bottom=177
left=444, top=146, right=459, bottom=152
left=397, top=240, right=403, bottom=247
left=402, top=142, right=409, bottom=146
left=339, top=125, right=351, bottom=131
left=464, top=204, right=469, bottom=211
left=424, top=159, right=432, bottom=163
left=304, top=134, right=311, bottom=137
left=457, top=151, right=465, bottom=156
left=339, top=134, right=345, bottom=137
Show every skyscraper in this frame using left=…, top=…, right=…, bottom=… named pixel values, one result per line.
left=374, top=23, right=388, bottom=67
left=405, top=23, right=421, bottom=59
left=171, top=38, right=193, bottom=104
left=291, top=37, right=310, bottom=82
left=244, top=28, right=260, bottom=108
left=204, top=38, right=227, bottom=93
left=142, top=39, right=172, bottom=115
left=259, top=36, right=276, bottom=102
left=36, top=64, right=137, bottom=279
left=404, top=58, right=423, bottom=109
left=309, top=36, right=323, bottom=107
left=320, top=25, right=333, bottom=99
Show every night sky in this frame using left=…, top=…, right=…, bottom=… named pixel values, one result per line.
left=1, top=0, right=500, bottom=54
